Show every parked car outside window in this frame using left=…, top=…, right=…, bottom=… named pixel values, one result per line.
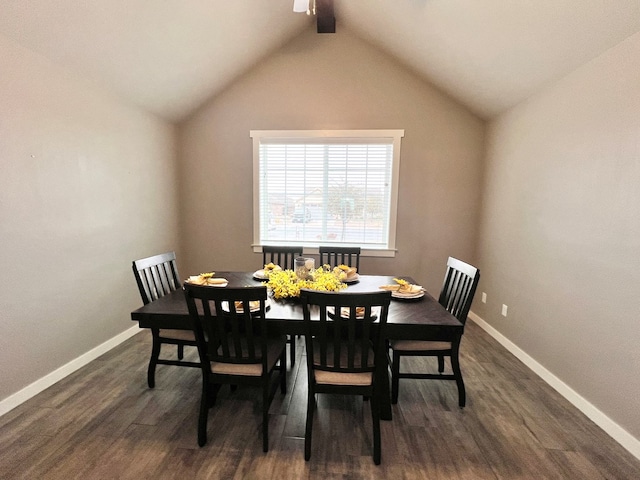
left=292, top=207, right=312, bottom=223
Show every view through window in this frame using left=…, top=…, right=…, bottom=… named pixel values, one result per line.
left=251, top=130, right=403, bottom=255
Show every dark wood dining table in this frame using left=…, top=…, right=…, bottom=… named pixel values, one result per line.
left=130, top=271, right=463, bottom=420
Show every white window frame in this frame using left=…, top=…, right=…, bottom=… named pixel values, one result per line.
left=251, top=129, right=404, bottom=258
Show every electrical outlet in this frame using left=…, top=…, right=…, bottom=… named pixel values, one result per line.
left=501, top=304, right=508, bottom=317
left=481, top=292, right=487, bottom=303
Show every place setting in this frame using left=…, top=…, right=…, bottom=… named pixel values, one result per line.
left=333, top=264, right=359, bottom=283
left=379, top=277, right=425, bottom=300
left=253, top=262, right=282, bottom=280
left=221, top=298, right=272, bottom=314
left=185, top=272, right=229, bottom=287
left=327, top=305, right=379, bottom=321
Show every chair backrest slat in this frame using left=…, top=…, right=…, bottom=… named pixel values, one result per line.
left=437, top=257, right=480, bottom=325
left=132, top=251, right=180, bottom=305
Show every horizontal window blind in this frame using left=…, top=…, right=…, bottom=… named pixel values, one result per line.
left=251, top=130, right=403, bottom=252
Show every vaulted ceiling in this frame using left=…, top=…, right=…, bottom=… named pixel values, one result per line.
left=1, top=1, right=639, bottom=122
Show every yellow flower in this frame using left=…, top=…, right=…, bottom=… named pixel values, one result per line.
left=265, top=267, right=347, bottom=299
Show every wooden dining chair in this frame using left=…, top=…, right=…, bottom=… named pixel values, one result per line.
left=132, top=251, right=199, bottom=388
left=389, top=256, right=480, bottom=407
left=319, top=246, right=361, bottom=272
left=300, top=289, right=391, bottom=465
left=184, top=285, right=287, bottom=452
left=261, top=245, right=303, bottom=367
left=262, top=245, right=303, bottom=270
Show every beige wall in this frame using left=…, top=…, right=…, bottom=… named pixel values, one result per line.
left=0, top=35, right=179, bottom=403
left=179, top=28, right=484, bottom=294
left=2, top=11, right=638, bottom=456
left=475, top=33, right=640, bottom=438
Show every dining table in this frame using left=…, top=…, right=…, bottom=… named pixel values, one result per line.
left=130, top=271, right=464, bottom=420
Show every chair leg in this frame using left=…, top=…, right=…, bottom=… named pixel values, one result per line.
left=263, top=379, right=270, bottom=453
left=304, top=392, right=315, bottom=461
left=147, top=332, right=162, bottom=389
left=280, top=351, right=287, bottom=394
left=371, top=388, right=381, bottom=465
left=437, top=354, right=445, bottom=373
left=450, top=351, right=466, bottom=408
left=289, top=335, right=296, bottom=367
left=391, top=351, right=400, bottom=404
left=198, top=379, right=210, bottom=447
left=177, top=343, right=185, bottom=360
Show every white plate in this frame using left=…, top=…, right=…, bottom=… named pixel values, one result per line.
left=221, top=298, right=271, bottom=313
left=342, top=273, right=360, bottom=284
left=392, top=291, right=425, bottom=300
left=254, top=266, right=282, bottom=280
left=253, top=269, right=268, bottom=280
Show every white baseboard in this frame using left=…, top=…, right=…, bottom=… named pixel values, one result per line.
left=468, top=311, right=640, bottom=461
left=0, top=326, right=141, bottom=417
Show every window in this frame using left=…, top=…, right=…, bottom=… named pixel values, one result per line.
left=251, top=130, right=404, bottom=257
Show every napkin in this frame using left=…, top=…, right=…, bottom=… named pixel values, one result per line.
left=379, top=279, right=424, bottom=294
left=224, top=299, right=269, bottom=313
left=186, top=273, right=228, bottom=286
left=262, top=263, right=282, bottom=275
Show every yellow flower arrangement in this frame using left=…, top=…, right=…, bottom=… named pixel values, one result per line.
left=265, top=266, right=347, bottom=299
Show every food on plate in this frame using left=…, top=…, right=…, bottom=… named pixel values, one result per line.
left=233, top=300, right=260, bottom=312
left=257, top=262, right=282, bottom=279
left=186, top=272, right=228, bottom=286
left=379, top=278, right=423, bottom=294
left=333, top=264, right=357, bottom=280
left=334, top=306, right=379, bottom=320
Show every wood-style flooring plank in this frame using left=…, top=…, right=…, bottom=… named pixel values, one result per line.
left=1, top=323, right=639, bottom=479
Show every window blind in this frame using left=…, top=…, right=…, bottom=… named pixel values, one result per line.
left=251, top=130, right=403, bottom=254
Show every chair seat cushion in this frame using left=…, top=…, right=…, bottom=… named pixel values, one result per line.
left=159, top=329, right=196, bottom=341
left=390, top=339, right=452, bottom=351
left=311, top=339, right=375, bottom=386
left=211, top=336, right=286, bottom=376
left=315, top=370, right=373, bottom=386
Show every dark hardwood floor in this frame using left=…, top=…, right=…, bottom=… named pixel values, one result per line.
left=1, top=321, right=639, bottom=479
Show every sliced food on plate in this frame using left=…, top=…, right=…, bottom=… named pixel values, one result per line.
left=334, top=264, right=359, bottom=282
left=379, top=278, right=425, bottom=298
left=254, top=263, right=282, bottom=279
left=186, top=272, right=228, bottom=286
left=222, top=298, right=270, bottom=313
